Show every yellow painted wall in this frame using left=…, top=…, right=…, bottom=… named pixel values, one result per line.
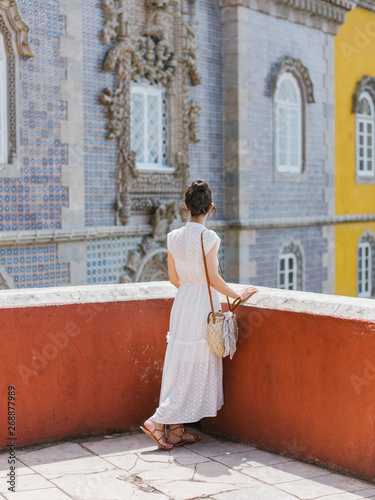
left=335, top=222, right=375, bottom=297
left=335, top=8, right=375, bottom=215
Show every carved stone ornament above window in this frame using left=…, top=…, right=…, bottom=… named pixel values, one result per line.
left=270, top=56, right=315, bottom=104
left=352, top=76, right=375, bottom=113
left=100, top=0, right=201, bottom=226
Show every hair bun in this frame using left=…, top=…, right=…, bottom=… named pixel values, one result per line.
left=192, top=180, right=206, bottom=192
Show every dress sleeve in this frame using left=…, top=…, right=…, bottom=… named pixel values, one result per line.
left=202, top=230, right=221, bottom=255
left=167, top=230, right=175, bottom=255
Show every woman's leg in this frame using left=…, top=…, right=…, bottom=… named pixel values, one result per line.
left=143, top=419, right=173, bottom=449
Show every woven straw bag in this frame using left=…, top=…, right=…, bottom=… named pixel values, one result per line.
left=201, top=230, right=242, bottom=357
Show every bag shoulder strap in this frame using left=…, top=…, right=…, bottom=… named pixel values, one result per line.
left=201, top=230, right=242, bottom=320
left=201, top=230, right=216, bottom=322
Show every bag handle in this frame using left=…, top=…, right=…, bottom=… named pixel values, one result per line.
left=200, top=230, right=242, bottom=323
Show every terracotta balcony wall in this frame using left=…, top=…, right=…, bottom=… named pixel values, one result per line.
left=1, top=283, right=375, bottom=482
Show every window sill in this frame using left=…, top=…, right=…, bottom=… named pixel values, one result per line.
left=136, top=165, right=176, bottom=173
left=356, top=174, right=375, bottom=184
left=0, top=160, right=20, bottom=179
left=274, top=170, right=305, bottom=183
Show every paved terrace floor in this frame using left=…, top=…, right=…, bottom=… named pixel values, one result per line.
left=1, top=426, right=375, bottom=500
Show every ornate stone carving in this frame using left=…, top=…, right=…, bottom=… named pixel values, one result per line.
left=150, top=200, right=178, bottom=241
left=119, top=200, right=177, bottom=282
left=100, top=0, right=201, bottom=225
left=271, top=56, right=315, bottom=103
left=352, top=76, right=375, bottom=113
left=0, top=1, right=33, bottom=58
left=189, top=100, right=201, bottom=143
left=119, top=237, right=169, bottom=282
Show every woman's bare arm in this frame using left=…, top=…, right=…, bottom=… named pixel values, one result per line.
left=205, top=244, right=258, bottom=300
left=168, top=251, right=180, bottom=288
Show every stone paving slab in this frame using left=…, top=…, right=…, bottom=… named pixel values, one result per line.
left=0, top=426, right=374, bottom=500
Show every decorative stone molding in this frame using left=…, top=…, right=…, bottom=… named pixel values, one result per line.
left=352, top=75, right=375, bottom=113
left=0, top=4, right=33, bottom=178
left=279, top=239, right=304, bottom=290
left=100, top=0, right=201, bottom=226
left=358, top=228, right=375, bottom=297
left=219, top=0, right=354, bottom=35
left=0, top=1, right=33, bottom=57
left=357, top=0, right=375, bottom=13
left=270, top=56, right=315, bottom=104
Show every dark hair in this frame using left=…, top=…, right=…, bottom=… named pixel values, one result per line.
left=183, top=179, right=216, bottom=218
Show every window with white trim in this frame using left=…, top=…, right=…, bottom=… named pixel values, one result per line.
left=275, top=73, right=302, bottom=173
left=279, top=253, right=297, bottom=290
left=356, top=92, right=374, bottom=177
left=130, top=82, right=168, bottom=170
left=0, top=33, right=8, bottom=165
left=357, top=241, right=372, bottom=298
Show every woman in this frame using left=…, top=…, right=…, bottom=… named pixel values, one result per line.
left=141, top=180, right=258, bottom=449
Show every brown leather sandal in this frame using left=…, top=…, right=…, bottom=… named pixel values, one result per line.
left=140, top=422, right=173, bottom=450
left=167, top=424, right=201, bottom=447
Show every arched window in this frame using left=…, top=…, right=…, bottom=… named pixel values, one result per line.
left=357, top=230, right=375, bottom=298
left=0, top=33, right=8, bottom=165
left=278, top=240, right=304, bottom=291
left=356, top=92, right=374, bottom=177
left=279, top=253, right=297, bottom=290
left=275, top=73, right=302, bottom=173
left=130, top=82, right=169, bottom=171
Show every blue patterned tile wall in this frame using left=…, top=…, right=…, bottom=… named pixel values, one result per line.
left=86, top=236, right=143, bottom=284
left=189, top=0, right=224, bottom=219
left=0, top=0, right=70, bottom=288
left=0, top=244, right=70, bottom=288
left=82, top=0, right=117, bottom=227
left=249, top=227, right=328, bottom=293
left=2, top=0, right=69, bottom=232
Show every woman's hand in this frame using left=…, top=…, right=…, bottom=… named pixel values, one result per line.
left=238, top=285, right=259, bottom=301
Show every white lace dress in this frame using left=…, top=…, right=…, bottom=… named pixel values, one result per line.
left=150, top=221, right=224, bottom=424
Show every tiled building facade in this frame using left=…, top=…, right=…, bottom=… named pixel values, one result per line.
left=0, top=0, right=364, bottom=294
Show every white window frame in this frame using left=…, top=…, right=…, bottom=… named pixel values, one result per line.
left=278, top=252, right=297, bottom=290
left=356, top=91, right=375, bottom=178
left=130, top=82, right=171, bottom=172
left=275, top=73, right=302, bottom=174
left=0, top=33, right=8, bottom=165
left=357, top=241, right=372, bottom=298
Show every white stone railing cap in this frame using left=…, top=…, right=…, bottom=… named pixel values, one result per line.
left=0, top=282, right=374, bottom=321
